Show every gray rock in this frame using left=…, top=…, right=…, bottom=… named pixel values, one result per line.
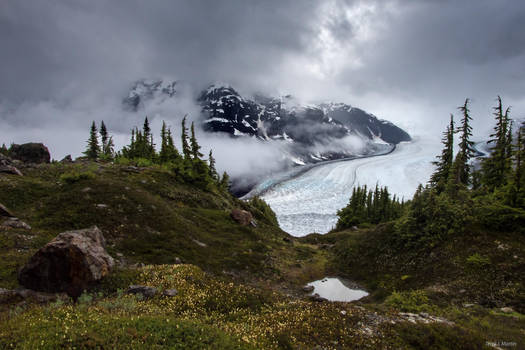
left=9, top=143, right=50, bottom=164
left=0, top=165, right=23, bottom=176
left=302, top=285, right=315, bottom=293
left=18, top=226, right=114, bottom=296
left=163, top=289, right=178, bottom=297
left=230, top=209, right=254, bottom=226
left=500, top=307, right=515, bottom=313
left=175, top=257, right=182, bottom=264
left=1, top=217, right=31, bottom=230
left=0, top=203, right=14, bottom=217
left=127, top=285, right=157, bottom=298
left=310, top=293, right=328, bottom=302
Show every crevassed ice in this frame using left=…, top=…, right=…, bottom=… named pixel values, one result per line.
left=261, top=138, right=438, bottom=236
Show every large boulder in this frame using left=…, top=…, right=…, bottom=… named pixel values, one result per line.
left=18, top=226, right=114, bottom=295
left=230, top=209, right=255, bottom=226
left=9, top=143, right=50, bottom=164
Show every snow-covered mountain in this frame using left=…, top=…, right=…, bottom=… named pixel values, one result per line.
left=122, top=79, right=411, bottom=166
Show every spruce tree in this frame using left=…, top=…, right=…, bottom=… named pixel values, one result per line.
left=219, top=171, right=230, bottom=191
left=160, top=121, right=169, bottom=163
left=430, top=114, right=454, bottom=193
left=482, top=97, right=512, bottom=190
left=190, top=122, right=203, bottom=159
left=454, top=98, right=475, bottom=186
left=83, top=121, right=100, bottom=160
left=208, top=150, right=218, bottom=180
left=181, top=116, right=191, bottom=159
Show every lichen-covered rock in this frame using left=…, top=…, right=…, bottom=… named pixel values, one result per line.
left=127, top=285, right=157, bottom=298
left=18, top=226, right=114, bottom=294
left=0, top=165, right=23, bottom=176
left=230, top=209, right=254, bottom=226
left=9, top=143, right=50, bottom=164
left=1, top=217, right=31, bottom=230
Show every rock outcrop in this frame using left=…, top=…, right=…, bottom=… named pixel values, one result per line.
left=18, top=226, right=114, bottom=295
left=8, top=143, right=50, bottom=164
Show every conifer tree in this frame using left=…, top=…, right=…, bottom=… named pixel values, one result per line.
left=99, top=120, right=114, bottom=158
left=430, top=114, right=454, bottom=193
left=190, top=122, right=203, bottom=159
left=219, top=171, right=230, bottom=191
left=482, top=97, right=512, bottom=190
left=160, top=121, right=169, bottom=163
left=181, top=116, right=191, bottom=159
left=83, top=121, right=100, bottom=160
left=166, top=128, right=181, bottom=161
left=208, top=150, right=218, bottom=180
left=454, top=98, right=475, bottom=185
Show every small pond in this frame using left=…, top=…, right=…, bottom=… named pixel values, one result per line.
left=306, top=277, right=369, bottom=302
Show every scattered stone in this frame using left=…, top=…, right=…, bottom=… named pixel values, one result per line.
left=60, top=155, right=73, bottom=163
left=0, top=203, right=14, bottom=217
left=96, top=204, right=108, bottom=209
left=500, top=307, right=515, bottom=314
left=9, top=143, right=50, bottom=164
left=250, top=219, right=257, bottom=227
left=351, top=226, right=358, bottom=230
left=127, top=285, right=157, bottom=298
left=122, top=166, right=140, bottom=173
left=0, top=165, right=23, bottom=176
left=174, top=257, right=182, bottom=264
left=340, top=310, right=347, bottom=315
left=1, top=217, right=31, bottom=230
left=310, top=293, right=328, bottom=302
left=463, top=303, right=475, bottom=308
left=163, top=289, right=178, bottom=297
left=302, top=285, right=315, bottom=293
left=18, top=226, right=114, bottom=295
left=398, top=312, right=453, bottom=325
left=81, top=187, right=92, bottom=193
left=230, top=209, right=254, bottom=226
left=459, top=289, right=466, bottom=294
left=192, top=239, right=207, bottom=247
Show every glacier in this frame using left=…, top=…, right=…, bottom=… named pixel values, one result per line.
left=252, top=137, right=439, bottom=236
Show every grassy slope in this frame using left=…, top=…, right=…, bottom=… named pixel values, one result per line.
left=306, top=223, right=525, bottom=348
left=1, top=163, right=523, bottom=349
left=0, top=162, right=294, bottom=284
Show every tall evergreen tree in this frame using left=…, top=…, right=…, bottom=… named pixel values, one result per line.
left=208, top=150, right=218, bottom=180
left=99, top=120, right=114, bottom=158
left=482, top=97, right=512, bottom=190
left=453, top=98, right=475, bottom=185
left=219, top=171, right=230, bottom=192
left=430, top=114, right=455, bottom=192
left=83, top=121, right=100, bottom=160
left=181, top=116, right=191, bottom=159
left=159, top=121, right=170, bottom=163
left=190, top=122, right=203, bottom=159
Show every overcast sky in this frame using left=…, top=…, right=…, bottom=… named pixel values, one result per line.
left=1, top=0, right=525, bottom=160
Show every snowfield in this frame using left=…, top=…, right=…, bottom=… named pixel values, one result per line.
left=257, top=138, right=439, bottom=236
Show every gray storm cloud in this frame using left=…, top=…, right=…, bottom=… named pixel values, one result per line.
left=1, top=0, right=525, bottom=165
